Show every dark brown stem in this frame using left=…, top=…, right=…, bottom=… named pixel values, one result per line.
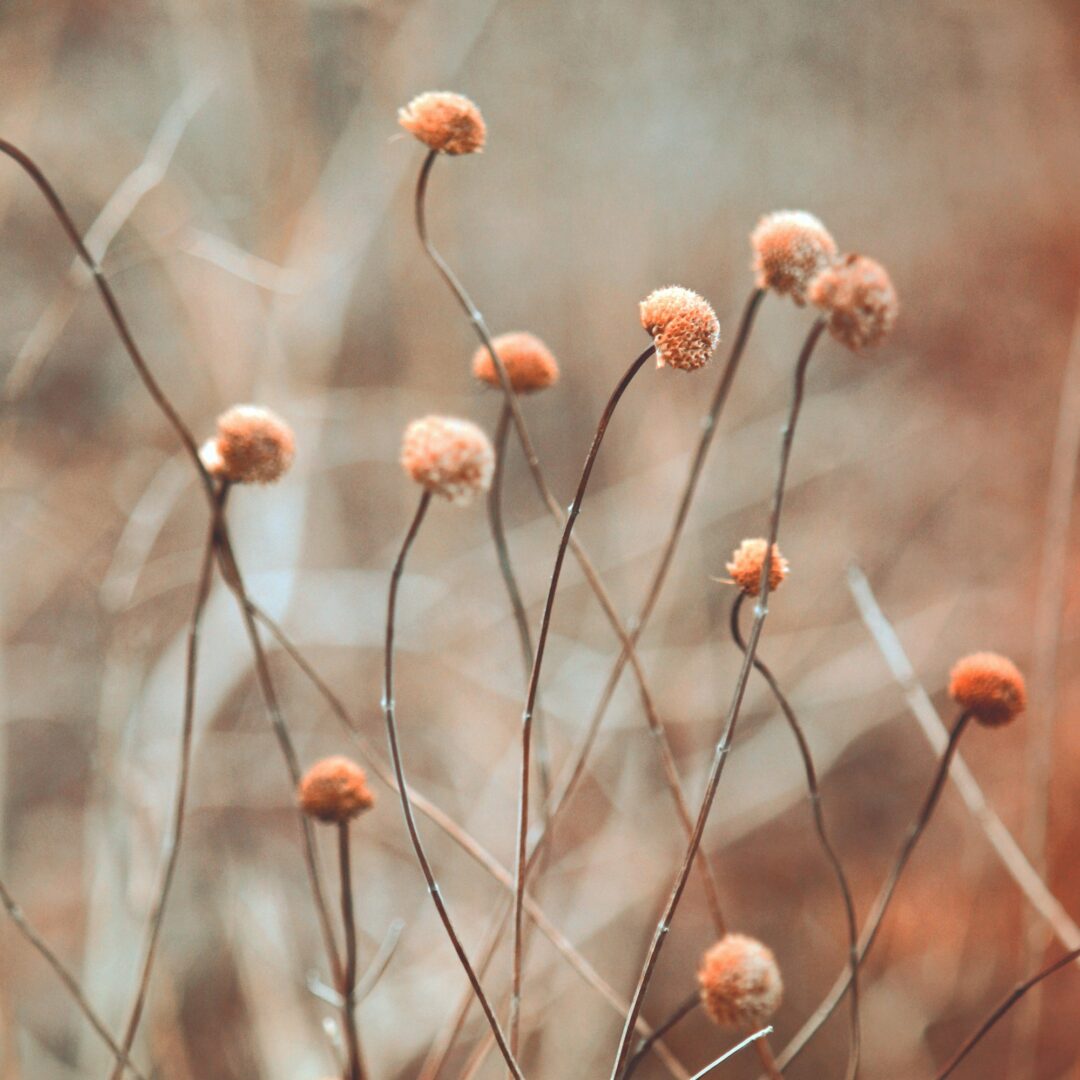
left=729, top=593, right=860, bottom=1080
left=109, top=485, right=224, bottom=1078
left=382, top=490, right=523, bottom=1080
left=621, top=990, right=701, bottom=1080
left=610, top=317, right=828, bottom=1080
left=772, top=710, right=974, bottom=1073
left=0, top=879, right=149, bottom=1080
left=0, top=140, right=210, bottom=494
left=935, top=946, right=1080, bottom=1079
left=338, top=822, right=364, bottom=1080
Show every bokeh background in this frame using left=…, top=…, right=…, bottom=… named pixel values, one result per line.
left=1, top=1, right=1079, bottom=1077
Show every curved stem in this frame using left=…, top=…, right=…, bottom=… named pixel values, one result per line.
left=621, top=991, right=701, bottom=1080
left=338, top=822, right=365, bottom=1080
left=382, top=490, right=523, bottom=1080
left=109, top=485, right=224, bottom=1078
left=509, top=344, right=655, bottom=1054
left=772, top=710, right=974, bottom=1073
left=935, top=946, right=1080, bottom=1079
left=610, top=317, right=828, bottom=1080
left=729, top=593, right=861, bottom=1080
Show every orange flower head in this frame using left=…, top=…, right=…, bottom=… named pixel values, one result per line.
left=639, top=286, right=720, bottom=372
left=726, top=539, right=789, bottom=597
left=472, top=332, right=560, bottom=394
left=809, top=253, right=899, bottom=351
left=213, top=405, right=295, bottom=485
left=297, top=756, right=375, bottom=824
left=401, top=415, right=494, bottom=505
left=949, top=652, right=1027, bottom=727
left=751, top=210, right=838, bottom=305
left=698, top=934, right=783, bottom=1030
left=398, top=91, right=486, bottom=155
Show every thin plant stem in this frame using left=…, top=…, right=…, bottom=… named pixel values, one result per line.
left=108, top=486, right=224, bottom=1079
left=610, top=317, right=828, bottom=1080
left=0, top=879, right=149, bottom=1080
left=772, top=710, right=974, bottom=1073
left=935, top=946, right=1080, bottom=1079
left=338, top=822, right=365, bottom=1080
left=509, top=343, right=655, bottom=1055
left=382, top=490, right=523, bottom=1080
left=729, top=592, right=861, bottom=1080
left=621, top=990, right=701, bottom=1080
left=689, top=1027, right=773, bottom=1080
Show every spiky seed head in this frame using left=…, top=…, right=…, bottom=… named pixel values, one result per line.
left=726, top=539, right=789, bottom=597
left=949, top=652, right=1027, bottom=727
left=809, top=253, right=899, bottom=351
left=472, top=332, right=560, bottom=394
left=213, top=405, right=295, bottom=485
left=639, top=286, right=720, bottom=372
left=401, top=415, right=494, bottom=505
left=398, top=91, right=486, bottom=155
left=751, top=210, right=838, bottom=305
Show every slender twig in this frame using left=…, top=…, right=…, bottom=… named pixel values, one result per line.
left=510, top=343, right=655, bottom=1054
left=689, top=1027, right=773, bottom=1080
left=382, top=490, right=523, bottom=1080
left=352, top=918, right=405, bottom=1006
left=338, top=822, right=365, bottom=1080
left=609, top=318, right=828, bottom=1080
left=0, top=879, right=148, bottom=1080
left=935, top=946, right=1080, bottom=1079
left=108, top=486, right=224, bottom=1079
left=729, top=592, right=861, bottom=1080
left=622, top=990, right=701, bottom=1080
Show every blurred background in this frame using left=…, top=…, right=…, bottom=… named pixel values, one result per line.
left=1, top=0, right=1079, bottom=1077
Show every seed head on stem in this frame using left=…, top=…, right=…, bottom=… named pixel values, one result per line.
left=698, top=934, right=783, bottom=1030
left=639, top=286, right=720, bottom=371
left=724, top=539, right=789, bottom=597
left=472, top=332, right=559, bottom=394
left=751, top=210, right=837, bottom=305
left=298, top=756, right=376, bottom=824
left=211, top=404, right=295, bottom=484
left=401, top=415, right=495, bottom=506
left=949, top=652, right=1027, bottom=728
left=809, top=253, right=898, bottom=351
left=398, top=91, right=486, bottom=155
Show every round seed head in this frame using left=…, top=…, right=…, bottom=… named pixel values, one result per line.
left=472, top=332, right=560, bottom=394
left=949, top=652, right=1027, bottom=727
left=726, top=539, right=789, bottom=597
left=809, top=253, right=899, bottom=351
left=751, top=210, right=838, bottom=305
left=401, top=415, right=494, bottom=505
left=214, top=405, right=295, bottom=484
left=298, top=756, right=375, bottom=823
left=398, top=91, right=486, bottom=155
left=698, top=933, right=783, bottom=1030
left=639, top=286, right=720, bottom=372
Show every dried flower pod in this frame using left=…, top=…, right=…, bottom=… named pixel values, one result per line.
left=298, top=756, right=375, bottom=823
left=472, top=332, right=560, bottom=394
left=639, top=286, right=720, bottom=372
left=698, top=933, right=783, bottom=1030
left=751, top=210, right=838, bottom=305
left=212, top=405, right=295, bottom=485
left=809, top=253, right=899, bottom=351
left=398, top=91, right=486, bottom=155
left=726, top=538, right=789, bottom=597
left=949, top=652, right=1027, bottom=727
left=401, top=415, right=495, bottom=505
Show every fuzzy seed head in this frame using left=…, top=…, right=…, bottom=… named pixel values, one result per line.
left=298, top=756, right=375, bottom=823
left=949, top=652, right=1027, bottom=727
left=726, top=539, right=789, bottom=597
left=401, top=415, right=494, bottom=505
left=751, top=211, right=838, bottom=305
left=472, top=332, right=560, bottom=394
left=809, top=253, right=899, bottom=351
left=213, top=405, right=295, bottom=484
left=639, top=286, right=720, bottom=372
left=398, top=91, right=486, bottom=155
left=698, top=934, right=783, bottom=1030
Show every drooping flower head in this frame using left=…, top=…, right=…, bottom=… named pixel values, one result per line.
left=398, top=91, right=486, bottom=155
left=726, top=539, right=789, bottom=597
left=949, top=652, right=1027, bottom=727
left=639, top=286, right=720, bottom=372
left=750, top=211, right=838, bottom=305
left=809, top=253, right=899, bottom=351
left=212, top=405, right=295, bottom=485
left=698, top=933, right=783, bottom=1030
left=472, top=332, right=560, bottom=394
left=401, top=415, right=494, bottom=505
left=298, top=756, right=376, bottom=824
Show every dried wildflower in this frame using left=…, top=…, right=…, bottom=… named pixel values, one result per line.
left=401, top=415, right=494, bottom=505
left=698, top=934, right=783, bottom=1030
left=212, top=405, right=295, bottom=485
left=298, top=756, right=375, bottom=824
left=751, top=210, right=838, bottom=305
left=398, top=91, right=486, bottom=155
left=472, top=332, right=560, bottom=394
left=949, top=652, right=1027, bottom=727
left=725, top=538, right=789, bottom=597
left=809, top=253, right=899, bottom=351
left=639, top=286, right=720, bottom=372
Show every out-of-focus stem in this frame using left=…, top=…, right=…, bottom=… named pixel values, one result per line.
left=338, top=822, right=365, bottom=1080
